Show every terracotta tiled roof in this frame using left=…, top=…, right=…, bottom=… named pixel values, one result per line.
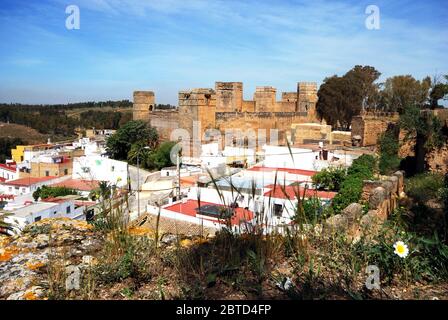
left=248, top=166, right=317, bottom=176
left=1, top=176, right=57, bottom=187
left=49, top=179, right=100, bottom=191
left=164, top=199, right=254, bottom=226
left=264, top=185, right=337, bottom=200
left=0, top=164, right=16, bottom=172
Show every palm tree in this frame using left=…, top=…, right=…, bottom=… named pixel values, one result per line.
left=0, top=212, right=13, bottom=235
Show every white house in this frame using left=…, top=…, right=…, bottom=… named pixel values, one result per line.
left=72, top=156, right=128, bottom=187
left=0, top=163, right=19, bottom=182
left=3, top=196, right=87, bottom=234
left=0, top=176, right=69, bottom=197
left=262, top=145, right=360, bottom=171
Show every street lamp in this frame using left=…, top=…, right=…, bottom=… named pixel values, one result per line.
left=136, top=146, right=150, bottom=217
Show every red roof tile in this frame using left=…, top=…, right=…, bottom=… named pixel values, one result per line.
left=248, top=166, right=317, bottom=176
left=264, top=185, right=337, bottom=200
left=0, top=163, right=16, bottom=172
left=164, top=199, right=254, bottom=226
left=49, top=179, right=100, bottom=192
left=1, top=176, right=57, bottom=187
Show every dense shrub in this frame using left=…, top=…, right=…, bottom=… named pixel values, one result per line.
left=312, top=167, right=346, bottom=191
left=331, top=155, right=376, bottom=213
left=378, top=131, right=401, bottom=175
left=32, top=185, right=79, bottom=201
left=405, top=173, right=444, bottom=204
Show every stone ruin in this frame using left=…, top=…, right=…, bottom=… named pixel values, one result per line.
left=324, top=171, right=405, bottom=242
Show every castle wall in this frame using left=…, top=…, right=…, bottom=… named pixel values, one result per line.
left=242, top=100, right=255, bottom=112
left=297, top=83, right=317, bottom=117
left=215, top=82, right=243, bottom=112
left=149, top=110, right=180, bottom=141
left=133, top=81, right=320, bottom=151
left=215, top=111, right=309, bottom=145
left=254, top=86, right=276, bottom=112
left=351, top=112, right=399, bottom=146
left=275, top=101, right=296, bottom=112
left=133, top=91, right=155, bottom=121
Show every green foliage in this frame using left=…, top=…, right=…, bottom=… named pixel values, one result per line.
left=380, top=75, right=431, bottom=113
left=0, top=137, right=25, bottom=163
left=352, top=221, right=448, bottom=284
left=32, top=185, right=79, bottom=201
left=316, top=65, right=381, bottom=129
left=0, top=101, right=132, bottom=137
left=405, top=173, right=444, bottom=204
left=146, top=141, right=177, bottom=170
left=0, top=212, right=13, bottom=235
left=331, top=155, right=376, bottom=213
left=378, top=130, right=401, bottom=175
left=106, top=120, right=159, bottom=161
left=300, top=197, right=324, bottom=224
left=94, top=235, right=153, bottom=284
left=312, top=167, right=346, bottom=191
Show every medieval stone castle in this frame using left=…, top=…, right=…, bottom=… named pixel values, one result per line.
left=133, top=81, right=320, bottom=149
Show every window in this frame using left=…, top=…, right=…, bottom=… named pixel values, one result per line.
left=66, top=206, right=71, bottom=214
left=45, top=171, right=50, bottom=177
left=64, top=169, right=68, bottom=175
left=53, top=211, right=57, bottom=215
left=273, top=204, right=283, bottom=217
left=34, top=216, right=41, bottom=222
left=22, top=188, right=26, bottom=193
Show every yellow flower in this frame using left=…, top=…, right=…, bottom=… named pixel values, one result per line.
left=393, top=241, right=409, bottom=258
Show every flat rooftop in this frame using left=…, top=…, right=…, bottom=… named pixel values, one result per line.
left=6, top=202, right=58, bottom=218
left=1, top=176, right=57, bottom=187
left=49, top=179, right=100, bottom=191
left=164, top=199, right=254, bottom=226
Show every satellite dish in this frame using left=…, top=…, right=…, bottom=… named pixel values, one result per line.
left=170, top=143, right=183, bottom=164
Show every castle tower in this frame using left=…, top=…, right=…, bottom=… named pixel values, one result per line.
left=297, top=82, right=317, bottom=119
left=254, top=86, right=276, bottom=112
left=178, top=88, right=216, bottom=155
left=215, top=82, right=243, bottom=112
left=133, top=91, right=155, bottom=121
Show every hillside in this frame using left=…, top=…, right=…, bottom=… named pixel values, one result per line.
left=0, top=122, right=48, bottom=144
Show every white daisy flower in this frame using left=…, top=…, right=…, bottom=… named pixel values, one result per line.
left=393, top=241, right=409, bottom=258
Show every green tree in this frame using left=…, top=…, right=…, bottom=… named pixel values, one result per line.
left=380, top=75, right=432, bottom=113
left=316, top=65, right=381, bottom=129
left=0, top=212, right=13, bottom=235
left=106, top=120, right=158, bottom=161
left=146, top=141, right=177, bottom=170
left=33, top=186, right=79, bottom=201
left=312, top=167, right=346, bottom=191
left=378, top=126, right=401, bottom=175
left=399, top=105, right=444, bottom=173
left=429, top=75, right=448, bottom=109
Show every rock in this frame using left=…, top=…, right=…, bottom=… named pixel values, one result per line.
left=341, top=203, right=363, bottom=223
left=324, top=214, right=349, bottom=233
left=359, top=209, right=389, bottom=240
left=81, top=255, right=97, bottom=266
left=381, top=180, right=393, bottom=197
left=369, top=187, right=387, bottom=210
left=386, top=176, right=399, bottom=194
left=0, top=218, right=103, bottom=300
left=393, top=171, right=404, bottom=192
left=7, top=291, right=25, bottom=300
left=160, top=234, right=178, bottom=245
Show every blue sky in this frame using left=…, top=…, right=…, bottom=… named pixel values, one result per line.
left=0, top=0, right=447, bottom=105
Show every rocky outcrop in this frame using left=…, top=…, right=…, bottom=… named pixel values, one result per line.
left=0, top=218, right=103, bottom=300
left=324, top=171, right=405, bottom=242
